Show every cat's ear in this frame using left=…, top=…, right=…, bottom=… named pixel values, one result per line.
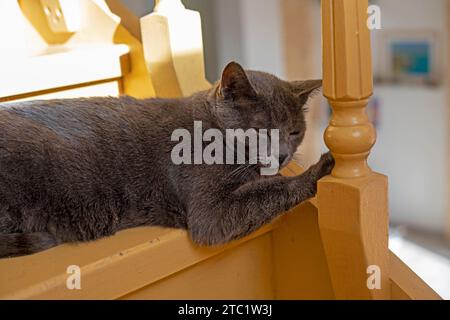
left=290, top=79, right=322, bottom=102
left=218, top=62, right=256, bottom=100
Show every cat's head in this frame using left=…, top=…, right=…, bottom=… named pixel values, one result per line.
left=209, top=61, right=322, bottom=169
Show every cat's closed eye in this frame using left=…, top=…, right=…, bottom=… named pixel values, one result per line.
left=290, top=131, right=301, bottom=136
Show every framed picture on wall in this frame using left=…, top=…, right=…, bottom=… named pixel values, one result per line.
left=375, top=30, right=441, bottom=86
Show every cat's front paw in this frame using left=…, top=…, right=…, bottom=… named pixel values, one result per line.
left=311, top=152, right=335, bottom=180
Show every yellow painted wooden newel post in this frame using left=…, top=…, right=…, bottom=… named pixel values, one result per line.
left=140, top=0, right=210, bottom=98
left=318, top=0, right=390, bottom=299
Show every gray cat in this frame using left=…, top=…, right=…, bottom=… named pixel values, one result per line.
left=0, top=62, right=334, bottom=258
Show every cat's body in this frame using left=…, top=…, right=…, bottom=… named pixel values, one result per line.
left=0, top=62, right=333, bottom=258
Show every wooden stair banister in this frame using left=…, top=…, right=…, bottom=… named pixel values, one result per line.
left=318, top=0, right=390, bottom=299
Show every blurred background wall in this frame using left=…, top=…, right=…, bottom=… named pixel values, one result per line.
left=369, top=0, right=448, bottom=234
left=122, top=0, right=450, bottom=241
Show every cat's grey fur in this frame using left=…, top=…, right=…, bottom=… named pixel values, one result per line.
left=0, top=62, right=334, bottom=258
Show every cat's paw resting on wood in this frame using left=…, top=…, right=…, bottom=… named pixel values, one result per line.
left=0, top=62, right=334, bottom=258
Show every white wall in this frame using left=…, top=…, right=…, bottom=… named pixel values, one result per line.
left=239, top=0, right=285, bottom=77
left=371, top=86, right=448, bottom=232
left=212, top=0, right=244, bottom=78
left=213, top=0, right=285, bottom=78
left=370, top=0, right=448, bottom=232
